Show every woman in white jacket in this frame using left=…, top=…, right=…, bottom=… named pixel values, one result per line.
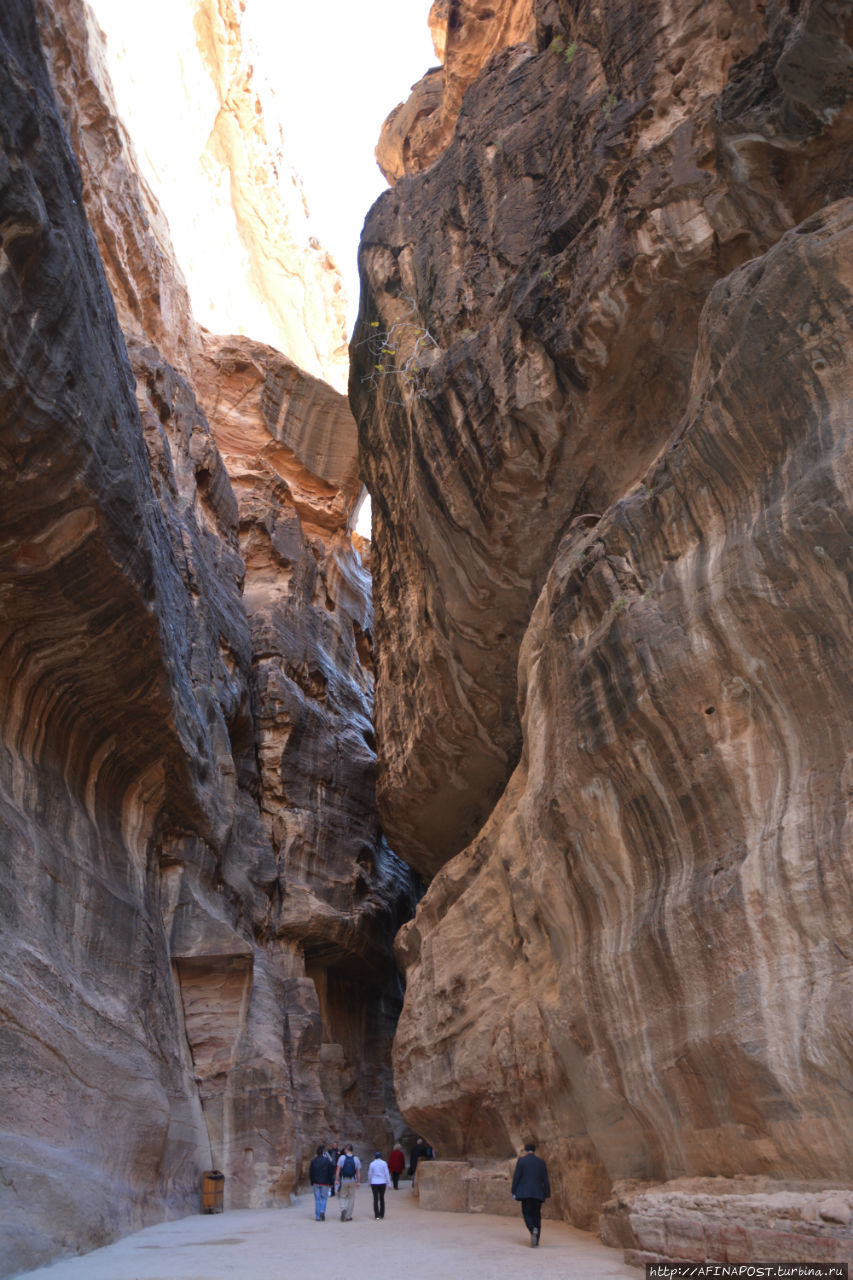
left=367, top=1151, right=392, bottom=1220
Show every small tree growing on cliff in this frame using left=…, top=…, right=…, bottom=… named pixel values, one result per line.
left=550, top=34, right=577, bottom=65
left=356, top=299, right=439, bottom=406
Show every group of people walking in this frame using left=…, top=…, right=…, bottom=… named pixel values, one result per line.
left=307, top=1139, right=433, bottom=1222
left=307, top=1143, right=364, bottom=1221
left=308, top=1137, right=551, bottom=1249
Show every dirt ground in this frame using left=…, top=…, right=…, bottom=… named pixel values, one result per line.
left=16, top=1186, right=638, bottom=1279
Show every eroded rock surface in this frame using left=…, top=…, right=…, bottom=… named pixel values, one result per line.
left=351, top=0, right=853, bottom=878
left=392, top=204, right=853, bottom=1236
left=352, top=0, right=853, bottom=1263
left=0, top=1, right=412, bottom=1274
left=193, top=330, right=410, bottom=980
left=602, top=1179, right=853, bottom=1269
left=0, top=7, right=230, bottom=1266
left=33, top=0, right=200, bottom=377
left=376, top=0, right=536, bottom=185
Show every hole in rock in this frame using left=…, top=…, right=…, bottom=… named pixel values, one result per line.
left=356, top=843, right=374, bottom=866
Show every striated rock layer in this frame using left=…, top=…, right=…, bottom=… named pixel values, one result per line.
left=0, top=1, right=413, bottom=1274
left=601, top=1179, right=853, bottom=1269
left=392, top=204, right=853, bottom=1232
left=32, top=0, right=199, bottom=377
left=350, top=0, right=853, bottom=1266
left=352, top=0, right=853, bottom=876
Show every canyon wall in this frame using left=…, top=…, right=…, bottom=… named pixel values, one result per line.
left=350, top=0, right=853, bottom=1266
left=0, top=2, right=411, bottom=1275
left=38, top=0, right=349, bottom=389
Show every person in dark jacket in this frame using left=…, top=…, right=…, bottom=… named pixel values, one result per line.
left=408, top=1136, right=434, bottom=1181
left=327, top=1141, right=341, bottom=1196
left=309, top=1144, right=335, bottom=1221
left=511, top=1142, right=551, bottom=1247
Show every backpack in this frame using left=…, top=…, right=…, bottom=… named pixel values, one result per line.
left=340, top=1153, right=356, bottom=1178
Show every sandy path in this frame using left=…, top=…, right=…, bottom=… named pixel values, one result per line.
left=16, top=1187, right=637, bottom=1279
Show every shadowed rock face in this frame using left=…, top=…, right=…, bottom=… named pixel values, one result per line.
left=192, top=332, right=410, bottom=978
left=0, top=2, right=414, bottom=1273
left=0, top=7, right=233, bottom=1266
left=351, top=0, right=853, bottom=880
left=32, top=0, right=200, bottom=376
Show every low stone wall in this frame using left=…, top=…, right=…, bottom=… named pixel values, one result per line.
left=415, top=1160, right=559, bottom=1219
left=601, top=1178, right=853, bottom=1270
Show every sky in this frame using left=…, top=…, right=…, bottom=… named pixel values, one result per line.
left=247, top=0, right=437, bottom=329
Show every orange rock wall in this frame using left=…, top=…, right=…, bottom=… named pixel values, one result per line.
left=376, top=0, right=536, bottom=184
left=350, top=0, right=853, bottom=1264
left=53, top=0, right=349, bottom=389
left=354, top=0, right=853, bottom=880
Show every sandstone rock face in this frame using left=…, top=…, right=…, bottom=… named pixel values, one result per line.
left=0, top=8, right=231, bottom=1266
left=351, top=0, right=853, bottom=1261
left=195, top=332, right=363, bottom=530
left=0, top=2, right=412, bottom=1274
left=187, top=0, right=350, bottom=388
left=417, top=1158, right=559, bottom=1219
left=193, top=330, right=412, bottom=983
left=376, top=0, right=536, bottom=185
left=390, top=204, right=853, bottom=1235
left=352, top=0, right=853, bottom=879
left=601, top=1179, right=853, bottom=1269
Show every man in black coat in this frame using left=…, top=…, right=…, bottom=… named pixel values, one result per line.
left=408, top=1136, right=432, bottom=1180
left=308, top=1144, right=335, bottom=1221
left=511, top=1142, right=551, bottom=1247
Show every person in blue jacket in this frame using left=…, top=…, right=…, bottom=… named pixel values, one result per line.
left=511, top=1142, right=551, bottom=1247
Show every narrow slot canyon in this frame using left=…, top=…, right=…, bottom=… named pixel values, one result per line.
left=1, top=0, right=852, bottom=1277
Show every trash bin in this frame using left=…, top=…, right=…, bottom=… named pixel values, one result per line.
left=202, top=1170, right=225, bottom=1214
